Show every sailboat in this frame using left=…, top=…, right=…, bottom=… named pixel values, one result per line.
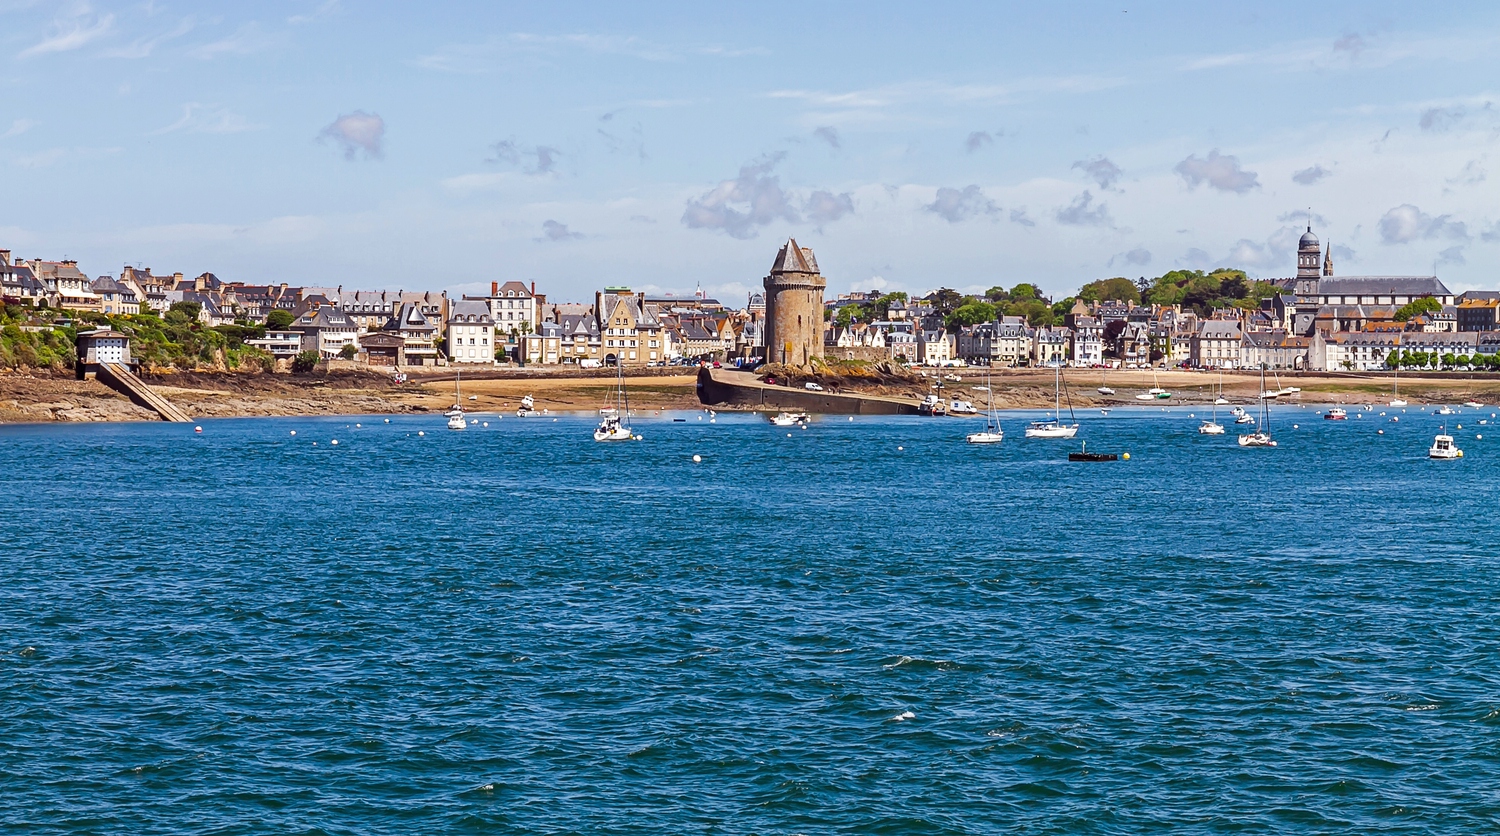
left=446, top=372, right=467, bottom=430
left=1026, top=366, right=1079, bottom=438
left=1389, top=360, right=1408, bottom=407
left=966, top=372, right=1004, bottom=443
left=1097, top=370, right=1114, bottom=396
left=1140, top=370, right=1171, bottom=400
left=594, top=361, right=636, bottom=441
left=1199, top=370, right=1225, bottom=434
left=1238, top=365, right=1277, bottom=447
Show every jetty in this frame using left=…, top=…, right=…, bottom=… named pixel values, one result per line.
left=696, top=367, right=920, bottom=415
left=76, top=328, right=192, bottom=423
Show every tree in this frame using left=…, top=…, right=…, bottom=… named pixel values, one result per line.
left=1394, top=296, right=1442, bottom=322
left=984, top=286, right=1008, bottom=302
left=1386, top=349, right=1400, bottom=369
left=945, top=301, right=997, bottom=329
left=266, top=309, right=295, bottom=329
left=1442, top=352, right=1456, bottom=369
left=292, top=350, right=320, bottom=373
left=165, top=300, right=202, bottom=325
left=1009, top=282, right=1039, bottom=301
left=339, top=343, right=358, bottom=360
left=1076, top=277, right=1140, bottom=304
left=930, top=288, right=964, bottom=316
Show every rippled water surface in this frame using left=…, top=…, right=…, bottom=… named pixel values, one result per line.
left=4, top=404, right=1500, bottom=833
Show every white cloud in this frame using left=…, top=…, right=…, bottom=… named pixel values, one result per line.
left=1072, top=156, right=1122, bottom=190
left=151, top=104, right=258, bottom=135
left=1056, top=191, right=1112, bottom=227
left=805, top=190, right=854, bottom=228
left=681, top=154, right=800, bottom=238
left=1291, top=164, right=1330, bottom=185
left=18, top=7, right=114, bottom=59
left=927, top=185, right=998, bottom=223
left=1, top=119, right=38, bottom=140
left=318, top=111, right=385, bottom=160
left=186, top=24, right=277, bottom=60
left=537, top=220, right=583, bottom=242
left=1378, top=204, right=1468, bottom=243
left=1448, top=159, right=1486, bottom=186
left=1175, top=149, right=1259, bottom=193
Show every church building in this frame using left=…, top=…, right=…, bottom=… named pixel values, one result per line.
left=1285, top=225, right=1452, bottom=336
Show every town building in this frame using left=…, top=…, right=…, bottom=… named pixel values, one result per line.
left=1191, top=320, right=1242, bottom=369
left=384, top=303, right=439, bottom=366
left=293, top=308, right=359, bottom=358
left=446, top=300, right=496, bottom=364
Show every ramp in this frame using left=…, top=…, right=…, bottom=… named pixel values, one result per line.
left=98, top=363, right=192, bottom=423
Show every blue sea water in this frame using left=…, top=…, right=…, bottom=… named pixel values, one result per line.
left=3, top=404, right=1500, bottom=834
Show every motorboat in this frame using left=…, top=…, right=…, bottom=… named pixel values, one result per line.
left=1324, top=407, right=1347, bottom=420
left=1464, top=400, right=1484, bottom=408
left=1069, top=441, right=1117, bottom=461
left=516, top=394, right=540, bottom=417
left=917, top=394, right=947, bottom=416
left=1429, top=433, right=1463, bottom=459
left=967, top=373, right=1004, bottom=443
left=1026, top=366, right=1079, bottom=439
left=769, top=412, right=809, bottom=427
left=1214, top=396, right=1230, bottom=405
left=1235, top=414, right=1255, bottom=425
left=1437, top=405, right=1456, bottom=416
left=949, top=399, right=978, bottom=415
left=1230, top=406, right=1247, bottom=416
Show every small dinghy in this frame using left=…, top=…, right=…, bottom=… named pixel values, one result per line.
left=1068, top=441, right=1118, bottom=462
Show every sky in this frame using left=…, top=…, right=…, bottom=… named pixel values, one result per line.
left=3, top=1, right=1500, bottom=305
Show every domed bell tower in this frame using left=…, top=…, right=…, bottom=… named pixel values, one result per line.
left=1295, top=226, right=1321, bottom=298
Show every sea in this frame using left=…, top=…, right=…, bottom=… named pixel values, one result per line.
left=3, top=403, right=1499, bottom=834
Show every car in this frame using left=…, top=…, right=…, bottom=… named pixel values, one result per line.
left=805, top=382, right=823, bottom=391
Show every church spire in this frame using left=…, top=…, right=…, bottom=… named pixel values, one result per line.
left=1323, top=243, right=1333, bottom=277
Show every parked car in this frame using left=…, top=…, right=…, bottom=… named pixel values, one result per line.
left=805, top=382, right=824, bottom=391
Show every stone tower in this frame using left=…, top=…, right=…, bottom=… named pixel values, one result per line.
left=762, top=238, right=826, bottom=366
left=1294, top=225, right=1321, bottom=298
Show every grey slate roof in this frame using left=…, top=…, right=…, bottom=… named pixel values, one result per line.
left=1315, top=276, right=1451, bottom=296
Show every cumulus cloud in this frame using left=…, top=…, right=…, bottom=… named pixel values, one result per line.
left=1055, top=191, right=1112, bottom=226
left=1378, top=204, right=1468, bottom=244
left=537, top=220, right=583, bottom=242
left=1482, top=222, right=1500, bottom=243
left=1072, top=156, right=1122, bottom=190
left=488, top=138, right=561, bottom=174
left=1292, top=164, right=1330, bottom=185
left=681, top=154, right=800, bottom=238
left=318, top=111, right=384, bottom=160
left=1110, top=247, right=1151, bottom=267
left=805, top=190, right=854, bottom=228
left=1009, top=208, right=1035, bottom=227
left=965, top=131, right=993, bottom=153
left=1438, top=245, right=1465, bottom=266
left=1278, top=209, right=1327, bottom=228
left=813, top=126, right=840, bottom=149
left=1181, top=247, right=1213, bottom=268
left=926, top=185, right=999, bottom=223
left=1174, top=149, right=1259, bottom=193
left=1419, top=106, right=1465, bottom=132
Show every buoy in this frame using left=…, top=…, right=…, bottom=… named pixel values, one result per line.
left=418, top=431, right=425, bottom=436
left=1378, top=429, right=1385, bottom=435
left=1122, top=452, right=1130, bottom=460
left=482, top=422, right=489, bottom=427
left=787, top=433, right=792, bottom=437
left=692, top=454, right=702, bottom=463
left=848, top=416, right=853, bottom=421
left=1478, top=434, right=1484, bottom=440
left=194, top=426, right=202, bottom=433
left=1458, top=424, right=1464, bottom=429
left=355, top=423, right=361, bottom=428
left=290, top=430, right=297, bottom=436
left=1293, top=424, right=1299, bottom=429
left=384, top=418, right=390, bottom=423
left=801, top=424, right=808, bottom=430
left=330, top=439, right=339, bottom=445
left=897, top=445, right=904, bottom=451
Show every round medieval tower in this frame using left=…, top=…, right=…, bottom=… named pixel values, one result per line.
left=763, top=238, right=826, bottom=367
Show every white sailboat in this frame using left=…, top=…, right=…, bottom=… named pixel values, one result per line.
left=1238, top=365, right=1277, bottom=447
left=1026, top=366, right=1079, bottom=438
left=967, top=372, right=1004, bottom=443
left=1097, top=370, right=1114, bottom=396
left=446, top=372, right=467, bottom=430
left=594, top=361, right=636, bottom=441
left=1214, top=368, right=1230, bottom=405
left=1389, top=361, right=1408, bottom=407
left=1199, top=370, right=1225, bottom=434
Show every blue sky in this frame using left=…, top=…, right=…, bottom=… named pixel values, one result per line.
left=3, top=1, right=1500, bottom=304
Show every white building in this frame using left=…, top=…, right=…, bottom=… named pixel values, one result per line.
left=488, top=281, right=538, bottom=332
left=1191, top=320, right=1242, bottom=369
left=446, top=300, right=496, bottom=364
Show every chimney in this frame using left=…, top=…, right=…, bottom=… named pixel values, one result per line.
left=491, top=281, right=498, bottom=296
left=530, top=281, right=536, bottom=296
left=0, top=249, right=8, bottom=267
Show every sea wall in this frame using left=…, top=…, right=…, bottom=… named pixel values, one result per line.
left=696, top=367, right=920, bottom=415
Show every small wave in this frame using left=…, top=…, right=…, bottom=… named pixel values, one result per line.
left=881, top=655, right=964, bottom=672
left=1405, top=703, right=1439, bottom=711
left=890, top=710, right=916, bottom=722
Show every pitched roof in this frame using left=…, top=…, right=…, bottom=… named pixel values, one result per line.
left=1316, top=276, right=1452, bottom=296
left=771, top=238, right=819, bottom=274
